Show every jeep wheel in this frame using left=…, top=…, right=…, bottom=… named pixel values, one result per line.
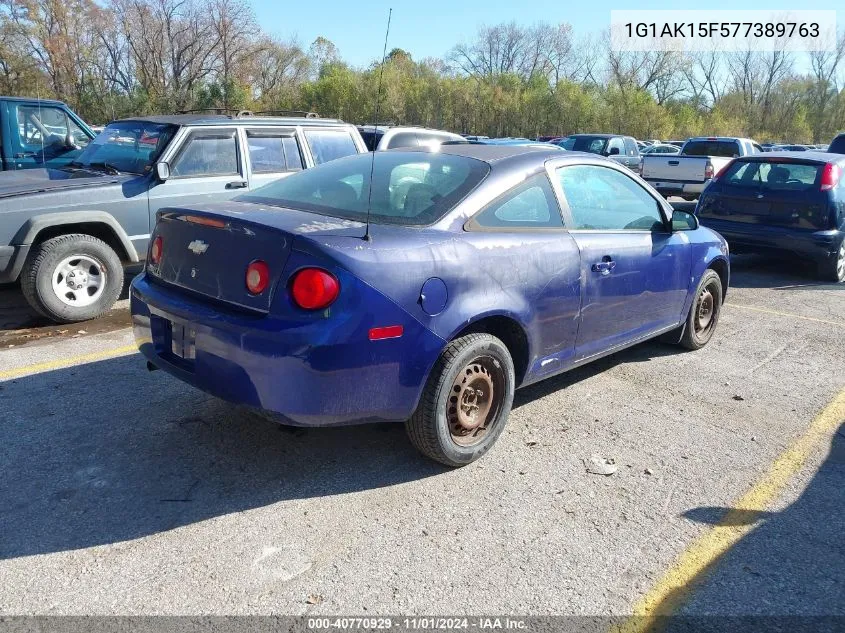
left=21, top=234, right=124, bottom=323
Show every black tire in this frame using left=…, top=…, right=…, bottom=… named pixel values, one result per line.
left=20, top=233, right=123, bottom=323
left=818, top=238, right=845, bottom=283
left=406, top=333, right=515, bottom=467
left=679, top=269, right=723, bottom=350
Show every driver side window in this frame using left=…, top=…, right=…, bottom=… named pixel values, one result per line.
left=557, top=165, right=665, bottom=231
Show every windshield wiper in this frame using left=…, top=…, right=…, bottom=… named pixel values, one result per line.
left=84, top=162, right=121, bottom=175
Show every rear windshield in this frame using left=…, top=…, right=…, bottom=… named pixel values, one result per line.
left=683, top=140, right=740, bottom=157
left=720, top=160, right=824, bottom=191
left=560, top=136, right=608, bottom=154
left=239, top=152, right=490, bottom=226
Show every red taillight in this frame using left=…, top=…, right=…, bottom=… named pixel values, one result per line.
left=290, top=268, right=339, bottom=310
left=245, top=260, right=270, bottom=295
left=150, top=235, right=163, bottom=265
left=704, top=162, right=715, bottom=180
left=821, top=163, right=841, bottom=191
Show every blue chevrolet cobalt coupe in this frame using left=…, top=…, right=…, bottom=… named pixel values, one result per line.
left=131, top=145, right=729, bottom=466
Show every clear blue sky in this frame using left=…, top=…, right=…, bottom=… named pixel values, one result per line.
left=251, top=0, right=842, bottom=68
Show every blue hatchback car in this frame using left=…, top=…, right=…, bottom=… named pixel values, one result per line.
left=131, top=146, right=729, bottom=466
left=696, top=152, right=845, bottom=282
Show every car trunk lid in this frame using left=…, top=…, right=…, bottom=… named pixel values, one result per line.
left=148, top=201, right=364, bottom=312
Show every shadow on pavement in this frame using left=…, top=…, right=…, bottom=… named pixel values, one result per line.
left=655, top=422, right=845, bottom=624
left=0, top=354, right=448, bottom=560
left=728, top=254, right=843, bottom=291
left=0, top=335, right=689, bottom=561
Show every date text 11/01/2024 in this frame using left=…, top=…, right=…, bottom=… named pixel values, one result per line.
left=307, top=618, right=527, bottom=630
left=624, top=21, right=820, bottom=39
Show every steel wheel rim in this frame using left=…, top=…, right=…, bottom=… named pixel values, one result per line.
left=51, top=254, right=107, bottom=308
left=447, top=355, right=504, bottom=447
left=694, top=284, right=717, bottom=334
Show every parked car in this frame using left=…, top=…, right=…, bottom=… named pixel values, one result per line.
left=642, top=144, right=680, bottom=155
left=696, top=152, right=845, bottom=281
left=357, top=125, right=465, bottom=150
left=779, top=144, right=810, bottom=152
left=470, top=138, right=563, bottom=149
left=0, top=96, right=95, bottom=171
left=130, top=145, right=729, bottom=467
left=556, top=134, right=641, bottom=171
left=641, top=136, right=761, bottom=201
left=0, top=112, right=367, bottom=323
left=826, top=133, right=845, bottom=155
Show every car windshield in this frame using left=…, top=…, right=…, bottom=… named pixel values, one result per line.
left=559, top=136, right=608, bottom=154
left=71, top=121, right=177, bottom=175
left=240, top=151, right=490, bottom=226
left=683, top=140, right=740, bottom=157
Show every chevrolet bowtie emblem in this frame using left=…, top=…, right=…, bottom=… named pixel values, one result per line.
left=187, top=240, right=209, bottom=255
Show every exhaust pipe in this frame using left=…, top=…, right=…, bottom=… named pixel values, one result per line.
left=146, top=361, right=159, bottom=372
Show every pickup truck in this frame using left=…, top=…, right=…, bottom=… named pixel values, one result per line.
left=641, top=137, right=762, bottom=200
left=0, top=112, right=367, bottom=323
left=0, top=96, right=96, bottom=170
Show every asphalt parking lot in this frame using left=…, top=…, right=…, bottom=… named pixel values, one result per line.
left=1, top=248, right=843, bottom=620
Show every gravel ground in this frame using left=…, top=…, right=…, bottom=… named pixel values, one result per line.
left=0, top=253, right=843, bottom=616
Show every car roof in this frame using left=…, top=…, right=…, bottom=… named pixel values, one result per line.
left=408, top=143, right=562, bottom=164
left=0, top=96, right=66, bottom=105
left=738, top=151, right=845, bottom=163
left=566, top=133, right=624, bottom=139
left=113, top=114, right=346, bottom=127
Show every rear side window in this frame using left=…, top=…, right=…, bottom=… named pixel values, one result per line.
left=246, top=130, right=303, bottom=173
left=171, top=131, right=239, bottom=177
left=469, top=174, right=563, bottom=229
left=683, top=140, right=740, bottom=157
left=304, top=129, right=358, bottom=164
left=721, top=160, right=824, bottom=191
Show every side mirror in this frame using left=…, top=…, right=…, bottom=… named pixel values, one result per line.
left=155, top=162, right=171, bottom=181
left=608, top=147, right=620, bottom=156
left=671, top=209, right=699, bottom=231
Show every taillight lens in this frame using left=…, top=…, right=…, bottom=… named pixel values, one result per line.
left=150, top=235, right=163, bottom=265
left=245, top=260, right=270, bottom=295
left=821, top=163, right=841, bottom=191
left=704, top=162, right=715, bottom=180
left=290, top=268, right=340, bottom=310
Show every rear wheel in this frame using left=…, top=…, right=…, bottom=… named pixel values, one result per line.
left=679, top=269, right=723, bottom=350
left=20, top=234, right=123, bottom=323
left=406, top=333, right=515, bottom=467
left=818, top=240, right=845, bottom=283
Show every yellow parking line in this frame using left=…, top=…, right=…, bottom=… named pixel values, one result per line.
left=613, top=386, right=845, bottom=633
left=0, top=344, right=138, bottom=381
left=726, top=303, right=845, bottom=328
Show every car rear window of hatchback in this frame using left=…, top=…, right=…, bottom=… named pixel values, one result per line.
left=721, top=159, right=825, bottom=191
left=240, top=152, right=490, bottom=226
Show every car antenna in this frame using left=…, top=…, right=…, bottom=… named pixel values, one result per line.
left=363, top=7, right=392, bottom=242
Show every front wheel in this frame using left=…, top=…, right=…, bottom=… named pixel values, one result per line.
left=679, top=269, right=723, bottom=350
left=406, top=333, right=515, bottom=467
left=20, top=234, right=124, bottom=323
left=818, top=240, right=845, bottom=283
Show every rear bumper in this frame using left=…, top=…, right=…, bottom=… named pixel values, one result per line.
left=699, top=221, right=843, bottom=262
left=130, top=273, right=446, bottom=426
left=0, top=244, right=29, bottom=283
left=646, top=179, right=708, bottom=197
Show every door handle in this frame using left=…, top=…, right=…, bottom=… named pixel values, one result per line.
left=226, top=180, right=248, bottom=189
left=15, top=152, right=36, bottom=158
left=591, top=259, right=616, bottom=275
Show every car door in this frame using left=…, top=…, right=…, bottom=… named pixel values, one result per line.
left=243, top=127, right=305, bottom=190
left=464, top=172, right=582, bottom=374
left=148, top=127, right=247, bottom=220
left=606, top=136, right=627, bottom=166
left=7, top=102, right=91, bottom=170
left=623, top=137, right=641, bottom=171
left=553, top=162, right=691, bottom=361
